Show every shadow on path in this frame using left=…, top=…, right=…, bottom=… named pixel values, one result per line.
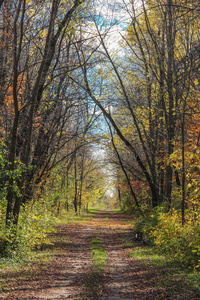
left=0, top=211, right=198, bottom=300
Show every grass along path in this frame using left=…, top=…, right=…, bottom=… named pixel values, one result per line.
left=84, top=237, right=107, bottom=298
left=0, top=210, right=199, bottom=299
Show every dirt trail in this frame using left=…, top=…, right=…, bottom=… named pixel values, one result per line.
left=1, top=221, right=94, bottom=300
left=0, top=211, right=198, bottom=300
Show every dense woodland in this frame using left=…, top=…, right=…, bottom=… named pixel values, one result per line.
left=0, top=0, right=200, bottom=268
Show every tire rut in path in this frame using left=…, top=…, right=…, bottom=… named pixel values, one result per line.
left=92, top=211, right=198, bottom=300
left=92, top=211, right=154, bottom=300
left=34, top=224, right=94, bottom=300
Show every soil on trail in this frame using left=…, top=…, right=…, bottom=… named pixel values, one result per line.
left=0, top=211, right=199, bottom=300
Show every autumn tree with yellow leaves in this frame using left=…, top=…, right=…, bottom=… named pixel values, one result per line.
left=73, top=0, right=200, bottom=220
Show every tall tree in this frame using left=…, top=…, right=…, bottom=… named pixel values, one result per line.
left=4, top=0, right=85, bottom=226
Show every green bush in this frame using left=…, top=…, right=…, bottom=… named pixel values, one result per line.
left=134, top=207, right=200, bottom=269
left=134, top=205, right=165, bottom=243
left=152, top=210, right=200, bottom=269
left=0, top=200, right=54, bottom=260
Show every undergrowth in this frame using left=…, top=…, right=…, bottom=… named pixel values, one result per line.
left=134, top=206, right=200, bottom=270
left=0, top=201, right=55, bottom=262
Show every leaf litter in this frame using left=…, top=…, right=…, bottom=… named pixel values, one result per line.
left=0, top=211, right=199, bottom=299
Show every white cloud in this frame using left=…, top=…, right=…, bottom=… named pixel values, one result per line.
left=90, top=0, right=142, bottom=51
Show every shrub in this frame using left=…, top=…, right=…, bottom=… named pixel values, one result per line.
left=134, top=205, right=165, bottom=243
left=0, top=200, right=54, bottom=261
left=152, top=210, right=200, bottom=269
left=134, top=207, right=200, bottom=269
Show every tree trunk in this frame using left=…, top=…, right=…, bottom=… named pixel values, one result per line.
left=181, top=103, right=186, bottom=225
left=166, top=0, right=175, bottom=207
left=73, top=149, right=78, bottom=213
left=6, top=0, right=24, bottom=226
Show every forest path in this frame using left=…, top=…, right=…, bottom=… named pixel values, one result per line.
left=0, top=211, right=198, bottom=299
